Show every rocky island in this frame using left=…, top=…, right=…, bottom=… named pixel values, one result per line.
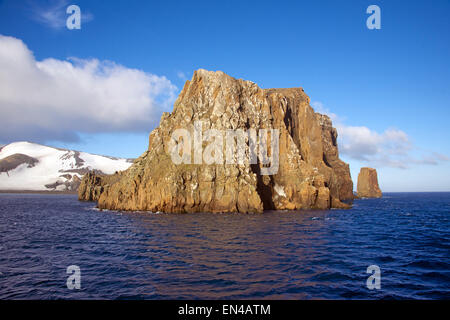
left=357, top=167, right=382, bottom=198
left=79, top=69, right=354, bottom=213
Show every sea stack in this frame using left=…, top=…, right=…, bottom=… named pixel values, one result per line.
left=79, top=69, right=354, bottom=213
left=357, top=167, right=382, bottom=198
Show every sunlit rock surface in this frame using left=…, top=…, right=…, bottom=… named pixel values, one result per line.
left=357, top=167, right=382, bottom=198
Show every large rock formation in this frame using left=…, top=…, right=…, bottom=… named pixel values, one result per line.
left=79, top=69, right=353, bottom=213
left=357, top=167, right=382, bottom=198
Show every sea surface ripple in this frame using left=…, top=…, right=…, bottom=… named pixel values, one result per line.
left=0, top=192, right=449, bottom=299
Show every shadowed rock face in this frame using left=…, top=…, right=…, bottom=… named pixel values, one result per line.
left=45, top=175, right=81, bottom=191
left=357, top=167, right=382, bottom=198
left=0, top=153, right=38, bottom=173
left=78, top=172, right=124, bottom=202
left=79, top=69, right=353, bottom=212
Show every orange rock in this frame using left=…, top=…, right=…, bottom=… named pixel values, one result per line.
left=357, top=167, right=382, bottom=198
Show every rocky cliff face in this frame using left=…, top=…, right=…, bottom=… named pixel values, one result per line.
left=357, top=167, right=382, bottom=198
left=79, top=69, right=353, bottom=212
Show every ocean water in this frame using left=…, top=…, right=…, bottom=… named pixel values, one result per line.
left=0, top=192, right=449, bottom=299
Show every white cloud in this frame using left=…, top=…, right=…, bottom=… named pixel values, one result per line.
left=0, top=35, right=178, bottom=143
left=313, top=101, right=449, bottom=169
left=177, top=71, right=188, bottom=81
left=28, top=0, right=93, bottom=29
left=337, top=126, right=411, bottom=161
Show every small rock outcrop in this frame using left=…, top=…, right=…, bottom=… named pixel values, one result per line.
left=78, top=172, right=124, bottom=201
left=357, top=167, right=382, bottom=198
left=79, top=69, right=354, bottom=213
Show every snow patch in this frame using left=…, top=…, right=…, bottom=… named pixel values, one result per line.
left=0, top=141, right=132, bottom=191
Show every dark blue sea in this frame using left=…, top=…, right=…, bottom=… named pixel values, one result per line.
left=0, top=192, right=449, bottom=299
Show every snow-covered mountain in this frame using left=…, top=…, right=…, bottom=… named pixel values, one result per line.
left=0, top=142, right=133, bottom=191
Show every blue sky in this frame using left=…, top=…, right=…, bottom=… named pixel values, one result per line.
left=0, top=0, right=449, bottom=191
